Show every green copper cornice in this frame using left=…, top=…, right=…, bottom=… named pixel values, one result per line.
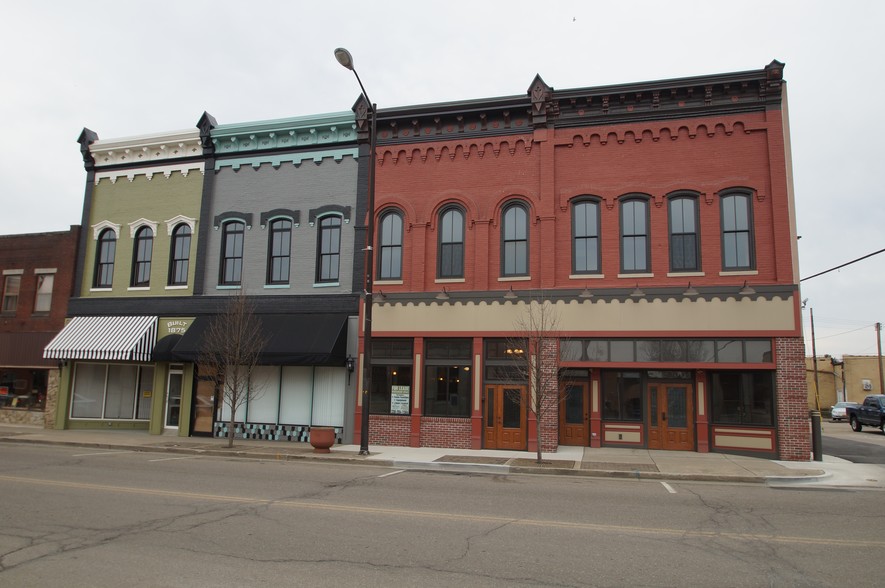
left=214, top=147, right=358, bottom=171
left=211, top=111, right=356, bottom=156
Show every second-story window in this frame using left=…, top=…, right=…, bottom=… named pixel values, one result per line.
left=668, top=196, right=699, bottom=272
left=2, top=275, right=20, bottom=313
left=317, top=216, right=341, bottom=283
left=378, top=210, right=403, bottom=280
left=721, top=192, right=754, bottom=270
left=131, top=226, right=153, bottom=287
left=267, top=218, right=292, bottom=284
left=501, top=202, right=528, bottom=277
left=572, top=199, right=600, bottom=274
left=438, top=206, right=464, bottom=279
left=620, top=197, right=649, bottom=273
left=220, top=221, right=245, bottom=286
left=94, top=228, right=116, bottom=288
left=34, top=273, right=54, bottom=313
left=168, top=224, right=191, bottom=286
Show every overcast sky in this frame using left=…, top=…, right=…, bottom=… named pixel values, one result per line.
left=1, top=0, right=882, bottom=358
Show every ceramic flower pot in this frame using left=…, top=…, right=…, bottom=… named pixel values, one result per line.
left=309, top=426, right=335, bottom=453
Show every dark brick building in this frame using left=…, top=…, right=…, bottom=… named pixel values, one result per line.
left=0, top=226, right=80, bottom=426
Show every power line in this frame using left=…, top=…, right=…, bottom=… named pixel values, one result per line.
left=801, top=247, right=885, bottom=282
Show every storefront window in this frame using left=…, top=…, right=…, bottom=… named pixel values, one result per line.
left=424, top=339, right=472, bottom=418
left=369, top=339, right=413, bottom=415
left=711, top=371, right=774, bottom=426
left=0, top=368, right=47, bottom=410
left=601, top=371, right=642, bottom=421
left=71, top=363, right=153, bottom=420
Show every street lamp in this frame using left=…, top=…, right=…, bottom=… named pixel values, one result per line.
left=335, top=47, right=376, bottom=455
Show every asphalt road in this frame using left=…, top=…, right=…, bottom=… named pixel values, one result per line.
left=823, top=419, right=885, bottom=463
left=1, top=442, right=883, bottom=587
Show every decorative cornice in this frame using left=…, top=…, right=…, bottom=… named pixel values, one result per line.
left=128, top=218, right=158, bottom=238
left=164, top=215, right=196, bottom=235
left=214, top=147, right=358, bottom=171
left=94, top=162, right=205, bottom=184
left=90, top=129, right=202, bottom=167
left=373, top=62, right=785, bottom=147
left=91, top=220, right=121, bottom=240
left=77, top=128, right=99, bottom=171
left=377, top=137, right=533, bottom=167
left=211, top=111, right=356, bottom=156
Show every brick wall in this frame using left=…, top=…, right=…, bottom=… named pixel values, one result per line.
left=419, top=417, right=473, bottom=449
left=367, top=414, right=411, bottom=446
left=776, top=336, right=811, bottom=460
left=538, top=337, right=559, bottom=453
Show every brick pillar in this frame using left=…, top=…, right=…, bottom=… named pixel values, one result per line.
left=776, top=336, right=811, bottom=460
left=538, top=337, right=559, bottom=453
left=44, top=368, right=59, bottom=429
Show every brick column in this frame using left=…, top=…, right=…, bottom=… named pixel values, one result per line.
left=776, top=336, right=811, bottom=460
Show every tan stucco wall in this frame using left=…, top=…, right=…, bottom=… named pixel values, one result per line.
left=373, top=296, right=797, bottom=334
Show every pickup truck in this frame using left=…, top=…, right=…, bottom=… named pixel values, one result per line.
left=847, top=395, right=885, bottom=433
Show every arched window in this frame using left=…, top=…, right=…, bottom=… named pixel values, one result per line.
left=438, top=207, right=464, bottom=279
left=572, top=199, right=600, bottom=274
left=721, top=192, right=754, bottom=270
left=267, top=218, right=292, bottom=284
left=378, top=210, right=403, bottom=280
left=93, top=229, right=116, bottom=288
left=168, top=224, right=191, bottom=286
left=668, top=195, right=700, bottom=272
left=620, top=197, right=649, bottom=273
left=501, top=202, right=528, bottom=277
left=316, top=215, right=342, bottom=283
left=220, top=221, right=245, bottom=285
left=130, top=226, right=153, bottom=287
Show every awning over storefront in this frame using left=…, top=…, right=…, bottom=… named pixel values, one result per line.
left=172, top=313, right=348, bottom=366
left=151, top=334, right=182, bottom=362
left=43, top=316, right=158, bottom=362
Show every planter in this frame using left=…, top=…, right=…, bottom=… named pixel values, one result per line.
left=309, top=426, right=335, bottom=453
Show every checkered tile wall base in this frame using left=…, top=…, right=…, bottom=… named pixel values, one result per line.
left=213, top=422, right=343, bottom=444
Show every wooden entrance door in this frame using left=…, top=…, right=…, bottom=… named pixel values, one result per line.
left=647, top=383, right=694, bottom=451
left=191, top=377, right=217, bottom=436
left=559, top=382, right=589, bottom=446
left=484, top=385, right=527, bottom=450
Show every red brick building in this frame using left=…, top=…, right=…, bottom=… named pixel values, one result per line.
left=0, top=227, right=80, bottom=426
left=354, top=60, right=809, bottom=460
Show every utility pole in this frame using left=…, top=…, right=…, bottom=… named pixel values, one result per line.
left=811, top=308, right=821, bottom=411
left=877, top=322, right=884, bottom=396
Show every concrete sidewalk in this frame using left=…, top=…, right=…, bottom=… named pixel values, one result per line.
left=0, top=424, right=876, bottom=487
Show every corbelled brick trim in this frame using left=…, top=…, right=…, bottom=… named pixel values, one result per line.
left=776, top=336, right=810, bottom=460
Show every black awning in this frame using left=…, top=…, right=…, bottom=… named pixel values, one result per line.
left=152, top=334, right=182, bottom=362
left=171, top=313, right=348, bottom=366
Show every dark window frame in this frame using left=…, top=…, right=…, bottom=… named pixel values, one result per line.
left=572, top=198, right=601, bottom=274
left=219, top=220, right=245, bottom=286
left=667, top=194, right=700, bottom=272
left=1, top=274, right=21, bottom=313
left=437, top=205, right=465, bottom=279
left=130, top=226, right=153, bottom=287
left=711, top=371, right=774, bottom=426
left=266, top=218, right=293, bottom=285
left=316, top=215, right=342, bottom=283
left=93, top=228, right=117, bottom=288
left=168, top=223, right=192, bottom=286
left=424, top=339, right=473, bottom=418
left=501, top=201, right=529, bottom=277
left=378, top=209, right=403, bottom=280
left=619, top=196, right=650, bottom=273
left=369, top=338, right=414, bottom=416
left=720, top=191, right=755, bottom=270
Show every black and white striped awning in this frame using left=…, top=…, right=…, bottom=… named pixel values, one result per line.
left=43, top=316, right=158, bottom=362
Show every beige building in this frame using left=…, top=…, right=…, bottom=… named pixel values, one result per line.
left=806, top=355, right=884, bottom=413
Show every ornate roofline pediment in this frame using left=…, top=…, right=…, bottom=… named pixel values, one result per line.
left=89, top=129, right=203, bottom=168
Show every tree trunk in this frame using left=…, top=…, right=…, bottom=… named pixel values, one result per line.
left=227, top=395, right=235, bottom=448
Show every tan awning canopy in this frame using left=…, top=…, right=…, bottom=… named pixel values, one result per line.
left=43, top=316, right=158, bottom=362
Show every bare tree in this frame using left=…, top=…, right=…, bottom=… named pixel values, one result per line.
left=506, top=296, right=569, bottom=463
left=198, top=292, right=267, bottom=448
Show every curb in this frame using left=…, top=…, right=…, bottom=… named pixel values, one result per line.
left=0, top=435, right=827, bottom=485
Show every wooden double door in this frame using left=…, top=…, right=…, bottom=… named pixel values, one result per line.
left=647, top=382, right=694, bottom=451
left=484, top=385, right=527, bottom=450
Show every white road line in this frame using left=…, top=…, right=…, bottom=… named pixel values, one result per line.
left=148, top=456, right=200, bottom=462
left=378, top=469, right=405, bottom=478
left=71, top=451, right=134, bottom=457
left=660, top=481, right=677, bottom=494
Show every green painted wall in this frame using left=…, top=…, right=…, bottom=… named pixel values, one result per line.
left=82, top=171, right=203, bottom=297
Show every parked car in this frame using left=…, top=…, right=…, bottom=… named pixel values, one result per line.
left=830, top=401, right=858, bottom=421
left=846, top=395, right=885, bottom=433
